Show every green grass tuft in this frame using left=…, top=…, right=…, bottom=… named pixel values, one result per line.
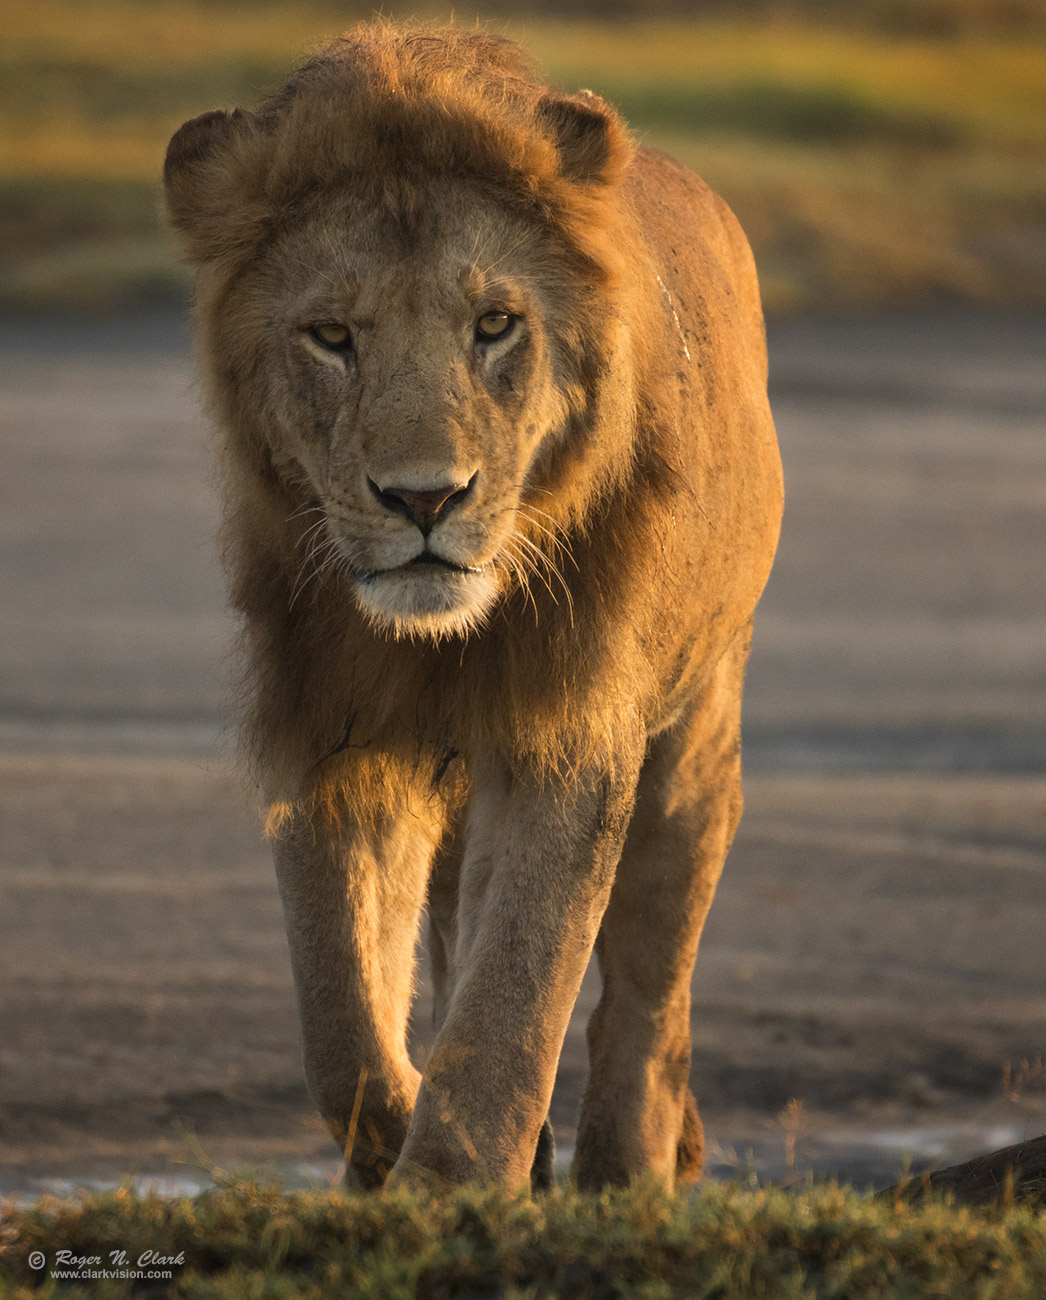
left=2, top=1178, right=1045, bottom=1299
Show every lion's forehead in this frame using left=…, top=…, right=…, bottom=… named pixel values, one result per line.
left=276, top=192, right=538, bottom=313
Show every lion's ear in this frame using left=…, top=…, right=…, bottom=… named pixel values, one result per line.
left=163, top=109, right=257, bottom=261
left=537, top=91, right=632, bottom=186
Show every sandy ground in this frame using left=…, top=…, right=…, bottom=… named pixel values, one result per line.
left=1, top=308, right=1044, bottom=1194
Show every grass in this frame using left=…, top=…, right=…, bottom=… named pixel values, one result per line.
left=1, top=1, right=1045, bottom=313
left=1, top=1176, right=1045, bottom=1299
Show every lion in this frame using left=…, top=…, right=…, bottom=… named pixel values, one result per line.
left=163, top=23, right=782, bottom=1193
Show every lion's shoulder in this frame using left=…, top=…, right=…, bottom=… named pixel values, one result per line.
left=627, top=145, right=767, bottom=377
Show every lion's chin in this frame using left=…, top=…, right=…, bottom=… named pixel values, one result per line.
left=353, top=564, right=500, bottom=640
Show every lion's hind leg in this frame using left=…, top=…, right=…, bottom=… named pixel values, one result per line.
left=676, top=1086, right=706, bottom=1185
left=573, top=632, right=748, bottom=1191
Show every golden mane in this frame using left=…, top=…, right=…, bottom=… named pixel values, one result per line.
left=166, top=25, right=686, bottom=823
left=166, top=24, right=633, bottom=281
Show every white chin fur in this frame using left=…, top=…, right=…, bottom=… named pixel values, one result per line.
left=353, top=565, right=499, bottom=640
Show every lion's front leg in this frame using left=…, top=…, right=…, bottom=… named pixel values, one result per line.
left=426, top=811, right=557, bottom=1192
left=392, top=746, right=642, bottom=1190
left=272, top=801, right=443, bottom=1188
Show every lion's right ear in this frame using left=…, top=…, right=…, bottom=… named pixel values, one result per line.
left=163, top=109, right=257, bottom=262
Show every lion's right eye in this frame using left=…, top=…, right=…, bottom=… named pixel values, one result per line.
left=308, top=323, right=353, bottom=352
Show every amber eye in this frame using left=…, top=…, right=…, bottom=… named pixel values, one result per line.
left=476, top=311, right=516, bottom=342
left=308, top=322, right=353, bottom=352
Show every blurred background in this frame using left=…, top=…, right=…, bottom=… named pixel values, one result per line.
left=2, top=0, right=1045, bottom=313
left=2, top=0, right=1044, bottom=1195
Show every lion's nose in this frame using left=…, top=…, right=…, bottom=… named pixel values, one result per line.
left=368, top=473, right=476, bottom=535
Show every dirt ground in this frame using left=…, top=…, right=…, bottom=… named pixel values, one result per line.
left=1, top=308, right=1044, bottom=1194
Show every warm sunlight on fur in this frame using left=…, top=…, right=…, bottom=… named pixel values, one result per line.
left=165, top=22, right=782, bottom=1196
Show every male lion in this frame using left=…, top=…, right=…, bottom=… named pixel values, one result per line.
left=164, top=24, right=782, bottom=1193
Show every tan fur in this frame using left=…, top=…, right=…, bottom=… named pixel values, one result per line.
left=164, top=22, right=782, bottom=1192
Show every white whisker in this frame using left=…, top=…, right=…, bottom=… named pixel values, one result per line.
left=289, top=523, right=346, bottom=611
left=518, top=506, right=578, bottom=572
left=512, top=517, right=576, bottom=626
left=508, top=526, right=575, bottom=628
left=502, top=538, right=540, bottom=626
left=285, top=503, right=326, bottom=525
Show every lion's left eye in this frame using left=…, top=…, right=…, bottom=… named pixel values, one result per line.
left=308, top=322, right=353, bottom=351
left=476, top=312, right=516, bottom=342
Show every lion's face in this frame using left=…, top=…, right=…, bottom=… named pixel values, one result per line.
left=223, top=183, right=577, bottom=639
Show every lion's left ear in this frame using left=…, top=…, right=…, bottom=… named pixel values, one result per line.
left=537, top=91, right=632, bottom=186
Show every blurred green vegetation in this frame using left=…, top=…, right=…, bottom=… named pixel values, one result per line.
left=508, top=0, right=1046, bottom=35
left=1, top=0, right=1044, bottom=313
left=3, top=1176, right=1045, bottom=1298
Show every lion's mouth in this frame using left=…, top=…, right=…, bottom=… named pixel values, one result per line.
left=349, top=545, right=501, bottom=637
left=355, top=553, right=486, bottom=584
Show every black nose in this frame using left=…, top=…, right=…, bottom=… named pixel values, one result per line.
left=368, top=474, right=476, bottom=535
